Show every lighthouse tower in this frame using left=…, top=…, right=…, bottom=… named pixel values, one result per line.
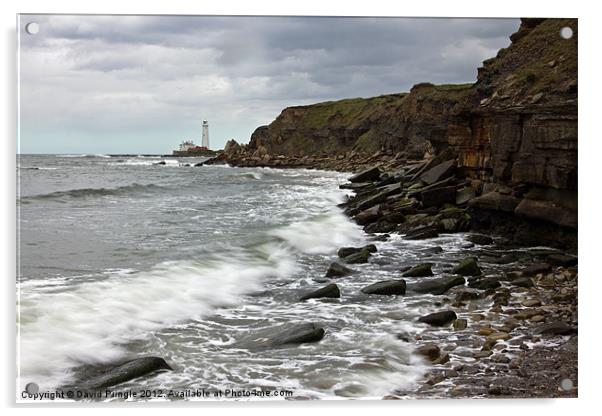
left=201, top=120, right=209, bottom=149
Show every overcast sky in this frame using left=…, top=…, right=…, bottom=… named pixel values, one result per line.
left=18, top=15, right=519, bottom=154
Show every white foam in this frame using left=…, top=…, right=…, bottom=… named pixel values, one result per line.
left=18, top=245, right=296, bottom=390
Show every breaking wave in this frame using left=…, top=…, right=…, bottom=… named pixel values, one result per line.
left=20, top=183, right=167, bottom=202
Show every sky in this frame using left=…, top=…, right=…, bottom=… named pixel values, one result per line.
left=18, top=15, right=520, bottom=154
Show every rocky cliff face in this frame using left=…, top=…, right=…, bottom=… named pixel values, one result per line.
left=209, top=18, right=577, bottom=239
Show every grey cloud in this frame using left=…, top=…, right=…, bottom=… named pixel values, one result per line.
left=18, top=14, right=519, bottom=154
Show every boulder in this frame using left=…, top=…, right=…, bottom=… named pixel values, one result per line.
left=355, top=183, right=402, bottom=211
left=533, top=322, right=577, bottom=336
left=348, top=166, right=381, bottom=183
left=419, top=160, right=456, bottom=185
left=515, top=198, right=577, bottom=228
left=467, top=234, right=493, bottom=245
left=337, top=244, right=377, bottom=258
left=511, top=277, right=534, bottom=288
left=546, top=254, right=578, bottom=267
left=299, top=283, right=341, bottom=301
left=418, top=310, right=458, bottom=326
left=407, top=276, right=466, bottom=295
left=421, top=186, right=457, bottom=208
left=342, top=250, right=371, bottom=264
left=354, top=205, right=381, bottom=225
left=468, top=277, right=501, bottom=290
left=194, top=162, right=204, bottom=167
left=361, top=279, right=406, bottom=295
left=404, top=225, right=439, bottom=240
left=469, top=191, right=520, bottom=212
left=402, top=263, right=434, bottom=277
left=78, top=357, right=172, bottom=390
left=325, top=262, right=354, bottom=278
left=452, top=257, right=482, bottom=276
left=244, top=323, right=326, bottom=348
left=522, top=263, right=551, bottom=276
left=415, top=343, right=441, bottom=362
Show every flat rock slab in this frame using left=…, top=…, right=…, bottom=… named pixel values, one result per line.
left=522, top=263, right=551, bottom=276
left=75, top=357, right=172, bottom=390
left=419, top=160, right=456, bottom=185
left=546, top=254, right=578, bottom=267
left=299, top=283, right=341, bottom=301
left=418, top=310, right=458, bottom=326
left=404, top=225, right=439, bottom=240
left=534, top=322, right=577, bottom=337
left=361, top=279, right=406, bottom=295
left=407, top=276, right=466, bottom=295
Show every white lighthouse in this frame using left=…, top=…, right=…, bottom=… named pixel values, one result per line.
left=201, top=120, right=209, bottom=149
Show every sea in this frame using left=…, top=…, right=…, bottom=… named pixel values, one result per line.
left=17, top=154, right=500, bottom=400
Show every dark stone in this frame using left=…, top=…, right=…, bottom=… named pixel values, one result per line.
left=522, top=263, right=551, bottom=276
left=469, top=191, right=520, bottom=212
left=78, top=357, right=172, bottom=390
left=515, top=198, right=577, bottom=229
left=418, top=310, right=457, bottom=326
left=194, top=162, right=204, bottom=167
left=355, top=184, right=402, bottom=211
left=402, top=263, right=434, bottom=277
left=404, top=225, right=439, bottom=240
left=533, top=322, right=577, bottom=337
left=348, top=166, right=381, bottom=183
left=155, top=161, right=166, bottom=165
left=422, top=246, right=443, bottom=254
left=452, top=257, right=482, bottom=276
left=419, top=160, right=456, bottom=185
left=467, top=234, right=493, bottom=245
left=546, top=254, right=578, bottom=267
left=299, top=283, right=341, bottom=301
left=337, top=244, right=376, bottom=259
left=421, top=186, right=457, bottom=208
left=325, top=262, right=354, bottom=278
left=511, top=277, right=534, bottom=288
left=415, top=343, right=441, bottom=361
left=241, top=323, right=326, bottom=349
left=364, top=221, right=397, bottom=233
left=342, top=250, right=371, bottom=264
left=361, top=279, right=406, bottom=295
left=407, top=276, right=466, bottom=295
left=456, top=187, right=476, bottom=205
left=468, top=277, right=501, bottom=290
left=354, top=205, right=381, bottom=225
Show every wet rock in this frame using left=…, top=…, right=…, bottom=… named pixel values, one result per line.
left=354, top=205, right=381, bottom=225
left=469, top=191, right=520, bottom=212
left=364, top=221, right=397, bottom=233
left=418, top=310, right=457, bottom=326
left=247, top=323, right=326, bottom=348
left=194, top=162, right=204, bottom=167
left=547, top=254, right=578, bottom=267
left=342, top=250, right=371, bottom=264
left=522, top=263, right=551, bottom=276
left=299, top=283, right=341, bottom=301
left=404, top=225, right=439, bottom=240
left=473, top=350, right=493, bottom=359
left=511, top=277, right=534, bottom=288
left=415, top=343, right=441, bottom=361
left=325, top=262, right=354, bottom=278
left=419, top=160, right=456, bottom=185
left=355, top=184, right=402, bottom=211
left=421, top=186, right=457, bottom=208
left=422, top=246, right=443, bottom=255
left=361, top=279, right=406, bottom=295
left=78, top=357, right=172, bottom=390
left=453, top=318, right=468, bottom=330
left=155, top=161, right=166, bottom=165
left=407, top=276, right=466, bottom=295
left=337, top=244, right=377, bottom=258
left=453, top=287, right=481, bottom=302
left=348, top=166, right=381, bottom=183
left=452, top=257, right=482, bottom=276
left=533, top=322, right=577, bottom=337
left=467, top=234, right=493, bottom=245
left=402, top=263, right=433, bottom=277
left=468, top=277, right=501, bottom=290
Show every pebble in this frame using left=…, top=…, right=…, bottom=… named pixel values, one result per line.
left=478, top=327, right=494, bottom=336
left=522, top=299, right=542, bottom=307
left=531, top=315, right=545, bottom=322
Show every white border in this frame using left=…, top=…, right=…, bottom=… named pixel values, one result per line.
left=2, top=1, right=599, bottom=415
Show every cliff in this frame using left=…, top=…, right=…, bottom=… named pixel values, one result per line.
left=208, top=18, right=577, bottom=241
